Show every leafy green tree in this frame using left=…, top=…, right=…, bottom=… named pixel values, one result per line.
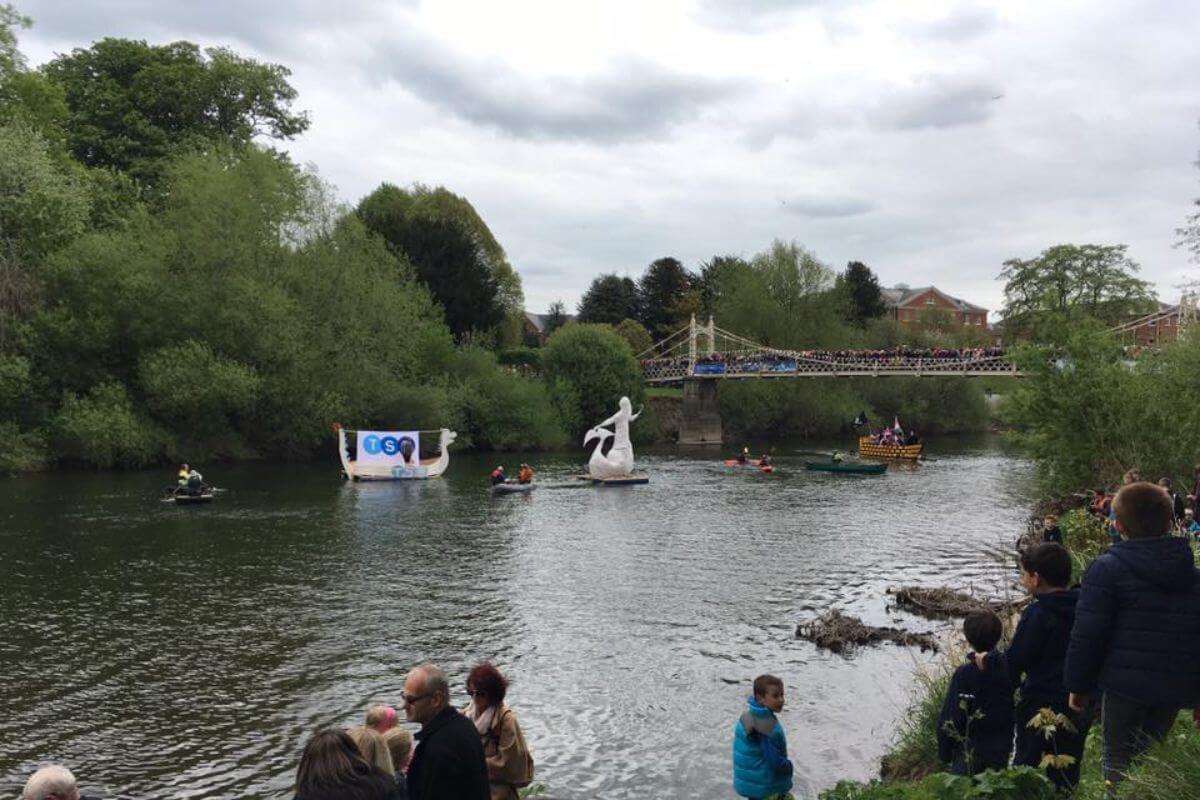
left=998, top=244, right=1156, bottom=341
left=138, top=340, right=261, bottom=437
left=0, top=119, right=90, bottom=261
left=357, top=183, right=505, bottom=340
left=0, top=7, right=69, bottom=150
left=543, top=300, right=569, bottom=336
left=43, top=39, right=309, bottom=185
left=837, top=261, right=887, bottom=326
left=577, top=273, right=637, bottom=324
left=540, top=323, right=643, bottom=438
left=636, top=257, right=694, bottom=337
left=698, top=254, right=750, bottom=318
left=613, top=318, right=653, bottom=356
left=50, top=382, right=165, bottom=467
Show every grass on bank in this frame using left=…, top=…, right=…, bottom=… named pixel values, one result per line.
left=821, top=508, right=1200, bottom=800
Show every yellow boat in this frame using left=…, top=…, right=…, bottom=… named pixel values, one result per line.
left=858, top=435, right=924, bottom=461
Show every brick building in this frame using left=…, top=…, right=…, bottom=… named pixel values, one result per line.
left=881, top=286, right=988, bottom=329
left=1117, top=302, right=1184, bottom=347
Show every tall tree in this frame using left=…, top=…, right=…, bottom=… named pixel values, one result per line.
left=998, top=244, right=1156, bottom=341
left=357, top=183, right=504, bottom=340
left=636, top=257, right=694, bottom=337
left=42, top=38, right=309, bottom=185
left=837, top=261, right=887, bottom=327
left=698, top=254, right=750, bottom=318
left=577, top=273, right=637, bottom=324
left=544, top=300, right=568, bottom=336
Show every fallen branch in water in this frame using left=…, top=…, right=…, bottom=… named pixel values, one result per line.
left=889, top=586, right=1022, bottom=620
left=795, top=609, right=938, bottom=654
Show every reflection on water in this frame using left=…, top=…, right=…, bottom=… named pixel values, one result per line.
left=0, top=437, right=1033, bottom=798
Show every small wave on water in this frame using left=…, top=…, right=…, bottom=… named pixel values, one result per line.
left=0, top=437, right=1033, bottom=798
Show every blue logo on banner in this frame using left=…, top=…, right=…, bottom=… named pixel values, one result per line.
left=362, top=434, right=383, bottom=454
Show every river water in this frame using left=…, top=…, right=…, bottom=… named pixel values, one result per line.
left=0, top=437, right=1033, bottom=799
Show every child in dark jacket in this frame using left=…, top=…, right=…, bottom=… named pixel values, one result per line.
left=1007, top=543, right=1089, bottom=791
left=937, top=611, right=1013, bottom=775
left=1065, top=482, right=1200, bottom=791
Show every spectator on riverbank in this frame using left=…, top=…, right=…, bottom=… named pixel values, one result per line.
left=383, top=727, right=413, bottom=798
left=402, top=663, right=489, bottom=800
left=936, top=611, right=1013, bottom=775
left=1065, top=482, right=1200, bottom=792
left=1041, top=515, right=1063, bottom=545
left=21, top=765, right=99, bottom=800
left=732, top=674, right=794, bottom=800
left=1007, top=543, right=1088, bottom=791
left=366, top=705, right=398, bottom=734
left=294, top=728, right=399, bottom=800
left=350, top=726, right=395, bottom=778
left=463, top=662, right=535, bottom=800
left=1158, top=477, right=1187, bottom=524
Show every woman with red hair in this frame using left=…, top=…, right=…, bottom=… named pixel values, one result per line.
left=462, top=663, right=534, bottom=800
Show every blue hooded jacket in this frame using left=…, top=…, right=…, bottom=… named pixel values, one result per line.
left=1006, top=589, right=1079, bottom=707
left=1065, top=536, right=1200, bottom=707
left=936, top=651, right=1013, bottom=766
left=732, top=697, right=793, bottom=799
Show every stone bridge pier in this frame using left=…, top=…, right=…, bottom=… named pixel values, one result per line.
left=678, top=379, right=722, bottom=445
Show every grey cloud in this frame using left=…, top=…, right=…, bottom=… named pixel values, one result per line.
left=370, top=32, right=741, bottom=143
left=19, top=0, right=398, bottom=56
left=871, top=75, right=1001, bottom=131
left=781, top=196, right=875, bottom=217
left=902, top=6, right=999, bottom=42
left=693, top=0, right=860, bottom=33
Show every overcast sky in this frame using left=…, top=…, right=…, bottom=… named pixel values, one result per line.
left=16, top=0, right=1200, bottom=316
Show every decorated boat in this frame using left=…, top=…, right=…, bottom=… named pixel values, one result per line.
left=858, top=435, right=923, bottom=461
left=335, top=424, right=457, bottom=481
left=805, top=461, right=887, bottom=474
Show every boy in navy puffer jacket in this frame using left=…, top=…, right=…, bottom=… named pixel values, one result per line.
left=732, top=674, right=794, bottom=800
left=937, top=610, right=1013, bottom=775
left=1066, top=482, right=1200, bottom=792
left=1007, top=543, right=1089, bottom=791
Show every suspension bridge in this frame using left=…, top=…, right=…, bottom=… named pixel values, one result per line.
left=638, top=296, right=1195, bottom=444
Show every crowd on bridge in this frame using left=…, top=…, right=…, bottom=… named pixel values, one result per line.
left=642, top=345, right=1008, bottom=375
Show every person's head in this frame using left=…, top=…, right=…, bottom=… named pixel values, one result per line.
left=403, top=663, right=449, bottom=724
left=466, top=662, right=509, bottom=713
left=295, top=728, right=376, bottom=796
left=348, top=726, right=394, bottom=777
left=1187, top=509, right=1195, bottom=521
left=364, top=704, right=396, bottom=733
left=1042, top=514, right=1058, bottom=529
left=1112, top=482, right=1175, bottom=539
left=22, top=766, right=79, bottom=800
left=1158, top=477, right=1173, bottom=490
left=1122, top=468, right=1140, bottom=485
left=962, top=610, right=1003, bottom=653
left=752, top=674, right=785, bottom=713
left=1094, top=487, right=1106, bottom=498
left=1019, top=543, right=1071, bottom=594
left=383, top=727, right=413, bottom=774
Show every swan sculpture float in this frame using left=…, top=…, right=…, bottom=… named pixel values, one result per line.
left=583, top=396, right=646, bottom=482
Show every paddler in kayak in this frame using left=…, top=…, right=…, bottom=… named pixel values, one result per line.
left=490, top=465, right=507, bottom=486
left=737, top=447, right=749, bottom=465
left=759, top=453, right=772, bottom=468
left=517, top=463, right=535, bottom=484
left=831, top=450, right=845, bottom=463
left=177, top=463, right=190, bottom=486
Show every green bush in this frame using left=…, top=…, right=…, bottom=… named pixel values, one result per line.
left=451, top=369, right=567, bottom=451
left=139, top=340, right=261, bottom=432
left=0, top=421, right=47, bottom=472
left=719, top=379, right=861, bottom=439
left=540, top=323, right=643, bottom=439
left=50, top=382, right=165, bottom=467
left=821, top=768, right=1055, bottom=800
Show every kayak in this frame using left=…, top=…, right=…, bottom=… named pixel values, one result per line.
left=760, top=465, right=775, bottom=474
left=804, top=462, right=886, bottom=475
left=723, top=459, right=765, bottom=467
left=492, top=482, right=535, bottom=495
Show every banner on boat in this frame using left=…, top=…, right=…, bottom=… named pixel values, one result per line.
left=357, top=431, right=421, bottom=469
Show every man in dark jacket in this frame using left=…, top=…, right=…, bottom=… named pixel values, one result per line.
left=1007, top=543, right=1088, bottom=791
left=402, top=663, right=489, bottom=800
left=1065, top=482, right=1200, bottom=791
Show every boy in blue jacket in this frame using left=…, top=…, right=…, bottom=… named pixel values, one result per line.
left=1007, top=543, right=1089, bottom=791
left=732, top=674, right=794, bottom=800
left=1066, top=482, right=1200, bottom=791
left=937, top=610, right=1013, bottom=775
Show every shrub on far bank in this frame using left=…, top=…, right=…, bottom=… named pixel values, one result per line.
left=50, top=382, right=165, bottom=467
left=540, top=323, right=644, bottom=438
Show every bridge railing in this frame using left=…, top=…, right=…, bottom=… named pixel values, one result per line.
left=640, top=355, right=1021, bottom=383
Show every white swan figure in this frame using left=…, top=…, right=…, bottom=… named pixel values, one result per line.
left=585, top=396, right=641, bottom=479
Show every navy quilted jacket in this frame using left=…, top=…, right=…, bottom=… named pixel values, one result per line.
left=1006, top=589, right=1078, bottom=706
left=1064, top=536, right=1200, bottom=707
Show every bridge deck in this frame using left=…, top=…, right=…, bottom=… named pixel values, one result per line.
left=641, top=358, right=1022, bottom=383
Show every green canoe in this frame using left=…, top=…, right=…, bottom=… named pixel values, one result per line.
left=804, top=461, right=887, bottom=474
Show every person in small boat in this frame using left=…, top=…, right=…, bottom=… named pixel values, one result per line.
left=904, top=430, right=921, bottom=446
left=759, top=454, right=771, bottom=468
left=517, top=464, right=534, bottom=484
left=177, top=463, right=190, bottom=486
left=737, top=447, right=749, bottom=465
left=490, top=466, right=507, bottom=486
left=186, top=468, right=207, bottom=496
left=831, top=450, right=845, bottom=463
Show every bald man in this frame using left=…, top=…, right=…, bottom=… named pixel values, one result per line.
left=22, top=765, right=99, bottom=800
left=402, top=663, right=489, bottom=800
